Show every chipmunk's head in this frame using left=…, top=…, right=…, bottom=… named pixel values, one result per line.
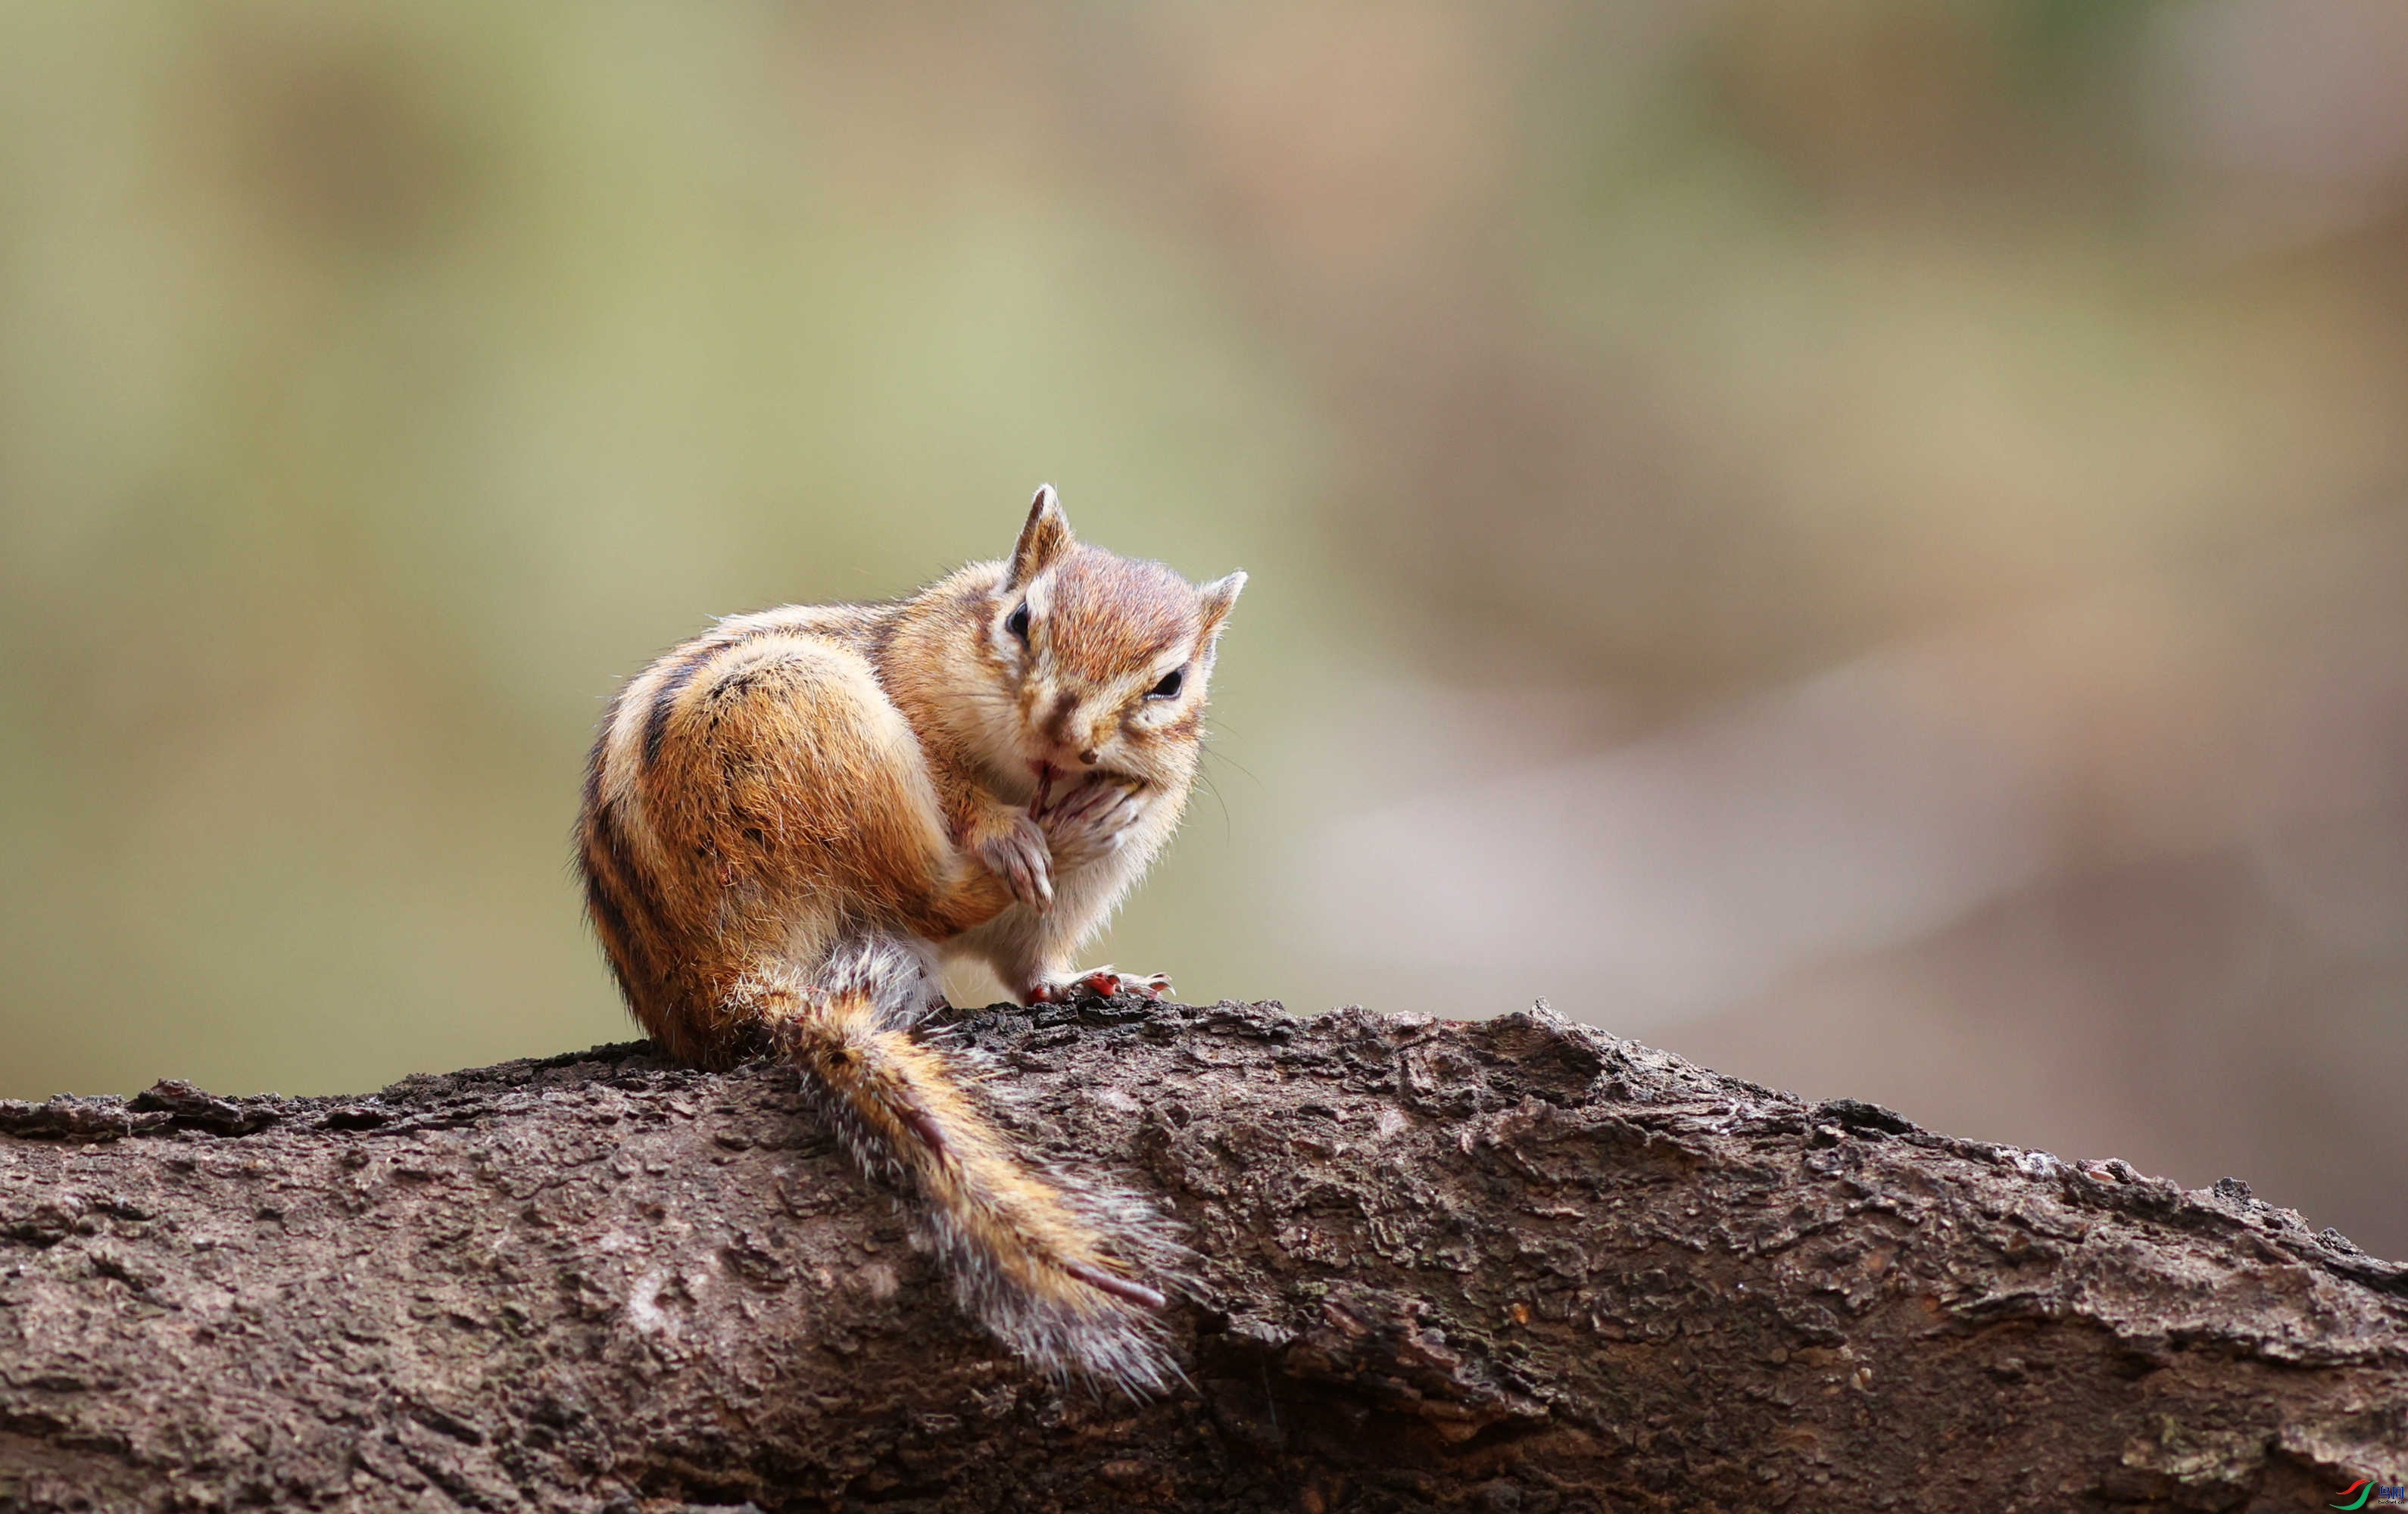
left=984, top=484, right=1243, bottom=791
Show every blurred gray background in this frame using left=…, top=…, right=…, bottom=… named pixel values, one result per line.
left=3, top=1, right=2404, bottom=1256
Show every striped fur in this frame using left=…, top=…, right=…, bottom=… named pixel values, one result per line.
left=574, top=486, right=1240, bottom=1390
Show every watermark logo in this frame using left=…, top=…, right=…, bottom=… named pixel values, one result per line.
left=2332, top=1479, right=2408, bottom=1509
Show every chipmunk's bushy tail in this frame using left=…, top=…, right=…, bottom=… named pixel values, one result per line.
left=748, top=942, right=1185, bottom=1394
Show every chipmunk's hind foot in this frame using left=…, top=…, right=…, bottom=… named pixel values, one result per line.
left=1028, top=967, right=1172, bottom=1004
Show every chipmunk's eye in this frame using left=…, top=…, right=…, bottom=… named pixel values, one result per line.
left=1147, top=668, right=1184, bottom=699
left=1006, top=603, right=1031, bottom=643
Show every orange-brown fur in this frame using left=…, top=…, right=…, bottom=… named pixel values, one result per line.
left=575, top=486, right=1242, bottom=1389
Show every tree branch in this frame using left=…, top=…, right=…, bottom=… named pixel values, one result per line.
left=2, top=999, right=2400, bottom=1512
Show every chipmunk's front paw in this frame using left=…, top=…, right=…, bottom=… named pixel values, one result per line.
left=1028, top=966, right=1172, bottom=1004
left=976, top=811, right=1054, bottom=910
left=1039, top=777, right=1145, bottom=867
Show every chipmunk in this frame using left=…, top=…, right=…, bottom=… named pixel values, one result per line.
left=576, top=484, right=1242, bottom=1392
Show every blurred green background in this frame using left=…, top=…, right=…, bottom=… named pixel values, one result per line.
left=5, top=1, right=2406, bottom=1254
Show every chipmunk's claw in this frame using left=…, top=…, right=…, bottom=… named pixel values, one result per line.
left=1030, top=967, right=1171, bottom=1004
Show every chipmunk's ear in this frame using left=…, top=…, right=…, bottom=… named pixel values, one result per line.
left=1196, top=570, right=1246, bottom=641
left=1009, top=484, right=1074, bottom=589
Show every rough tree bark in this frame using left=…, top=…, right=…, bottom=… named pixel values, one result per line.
left=1, top=998, right=2401, bottom=1513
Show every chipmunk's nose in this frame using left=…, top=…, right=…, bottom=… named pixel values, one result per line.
left=1040, top=690, right=1078, bottom=746
left=1035, top=690, right=1105, bottom=767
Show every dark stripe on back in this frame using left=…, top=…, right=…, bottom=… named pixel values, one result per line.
left=582, top=863, right=644, bottom=989
left=859, top=603, right=905, bottom=674
left=580, top=690, right=647, bottom=998
left=583, top=799, right=669, bottom=976
left=582, top=686, right=626, bottom=815
left=640, top=603, right=909, bottom=768
left=643, top=638, right=730, bottom=768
